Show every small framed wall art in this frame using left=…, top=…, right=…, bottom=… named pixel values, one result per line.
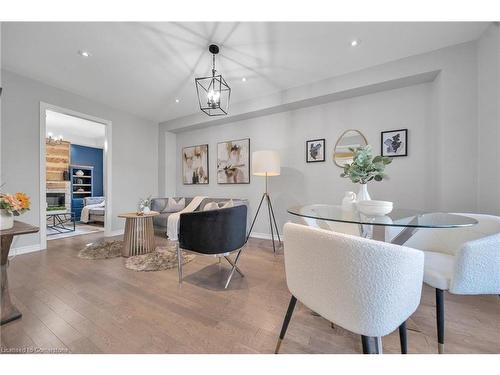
left=381, top=129, right=408, bottom=157
left=306, top=138, right=326, bottom=163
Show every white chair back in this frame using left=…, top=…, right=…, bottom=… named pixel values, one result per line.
left=405, top=213, right=500, bottom=294
left=405, top=213, right=500, bottom=256
left=283, top=223, right=424, bottom=337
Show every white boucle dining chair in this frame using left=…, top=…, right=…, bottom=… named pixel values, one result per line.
left=403, top=213, right=500, bottom=354
left=275, top=223, right=424, bottom=354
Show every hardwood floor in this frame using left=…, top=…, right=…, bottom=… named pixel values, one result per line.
left=1, top=232, right=499, bottom=354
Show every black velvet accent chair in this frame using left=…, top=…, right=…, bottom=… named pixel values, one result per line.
left=178, top=204, right=248, bottom=288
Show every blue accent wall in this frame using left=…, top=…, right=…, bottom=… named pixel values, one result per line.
left=71, top=144, right=104, bottom=196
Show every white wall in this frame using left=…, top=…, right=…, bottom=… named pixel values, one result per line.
left=158, top=130, right=177, bottom=198
left=477, top=24, right=500, bottom=215
left=175, top=84, right=434, bottom=235
left=1, top=70, right=159, bottom=249
left=159, top=41, right=482, bottom=237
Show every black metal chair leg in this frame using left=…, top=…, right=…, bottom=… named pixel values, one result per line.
left=361, top=335, right=372, bottom=354
left=399, top=321, right=408, bottom=354
left=436, top=288, right=445, bottom=354
left=274, top=295, right=297, bottom=354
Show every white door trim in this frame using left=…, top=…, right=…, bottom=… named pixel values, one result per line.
left=39, top=102, right=112, bottom=250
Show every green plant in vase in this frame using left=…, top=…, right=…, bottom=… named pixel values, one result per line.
left=340, top=145, right=392, bottom=201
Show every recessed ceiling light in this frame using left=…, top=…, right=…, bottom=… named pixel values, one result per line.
left=175, top=99, right=180, bottom=103
left=78, top=50, right=91, bottom=57
left=241, top=77, right=247, bottom=82
left=350, top=39, right=361, bottom=47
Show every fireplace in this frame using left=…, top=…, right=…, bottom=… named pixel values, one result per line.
left=45, top=182, right=71, bottom=213
left=46, top=192, right=65, bottom=208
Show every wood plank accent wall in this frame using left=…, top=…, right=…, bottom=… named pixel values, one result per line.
left=46, top=181, right=69, bottom=190
left=46, top=140, right=71, bottom=181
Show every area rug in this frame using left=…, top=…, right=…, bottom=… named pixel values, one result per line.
left=125, top=247, right=195, bottom=272
left=78, top=240, right=123, bottom=259
left=78, top=240, right=195, bottom=272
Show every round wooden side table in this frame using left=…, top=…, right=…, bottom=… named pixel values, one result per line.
left=118, top=211, right=159, bottom=257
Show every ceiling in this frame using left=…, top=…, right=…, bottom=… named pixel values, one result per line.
left=2, top=22, right=489, bottom=123
left=46, top=110, right=105, bottom=148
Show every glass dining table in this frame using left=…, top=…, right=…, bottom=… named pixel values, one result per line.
left=287, top=204, right=478, bottom=245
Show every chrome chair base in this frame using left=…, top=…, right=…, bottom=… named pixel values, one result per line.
left=176, top=243, right=246, bottom=289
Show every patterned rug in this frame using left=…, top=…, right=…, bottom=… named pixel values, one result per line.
left=78, top=240, right=195, bottom=272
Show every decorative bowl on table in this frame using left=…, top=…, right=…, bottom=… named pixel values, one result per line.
left=357, top=200, right=393, bottom=216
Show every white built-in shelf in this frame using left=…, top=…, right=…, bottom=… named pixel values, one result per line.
left=73, top=192, right=92, bottom=195
left=72, top=175, right=91, bottom=178
left=73, top=184, right=92, bottom=186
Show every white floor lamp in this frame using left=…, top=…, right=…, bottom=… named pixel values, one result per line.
left=247, top=150, right=282, bottom=253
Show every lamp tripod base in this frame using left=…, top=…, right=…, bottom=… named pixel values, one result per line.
left=247, top=192, right=282, bottom=253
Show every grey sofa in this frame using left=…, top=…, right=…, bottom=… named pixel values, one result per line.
left=82, top=196, right=105, bottom=223
left=151, top=197, right=248, bottom=236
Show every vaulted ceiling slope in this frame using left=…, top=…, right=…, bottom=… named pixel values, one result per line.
left=2, top=22, right=488, bottom=122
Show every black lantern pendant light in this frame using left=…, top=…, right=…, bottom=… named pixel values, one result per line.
left=195, top=44, right=231, bottom=116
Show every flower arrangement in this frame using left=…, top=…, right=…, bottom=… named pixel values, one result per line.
left=0, top=192, right=31, bottom=215
left=340, top=145, right=392, bottom=184
left=137, top=196, right=152, bottom=213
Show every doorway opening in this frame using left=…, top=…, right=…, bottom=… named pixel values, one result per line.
left=39, top=103, right=112, bottom=249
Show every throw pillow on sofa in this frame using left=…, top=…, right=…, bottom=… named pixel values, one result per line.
left=220, top=200, right=234, bottom=209
left=203, top=200, right=234, bottom=211
left=203, top=202, right=219, bottom=211
left=164, top=197, right=186, bottom=213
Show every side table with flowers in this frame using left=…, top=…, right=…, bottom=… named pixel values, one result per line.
left=1, top=191, right=37, bottom=325
left=0, top=192, right=31, bottom=230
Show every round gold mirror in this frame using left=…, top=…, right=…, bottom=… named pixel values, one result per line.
left=333, top=129, right=368, bottom=168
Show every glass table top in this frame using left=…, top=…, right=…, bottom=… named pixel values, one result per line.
left=287, top=204, right=478, bottom=228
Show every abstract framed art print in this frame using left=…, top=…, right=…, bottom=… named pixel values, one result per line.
left=182, top=144, right=209, bottom=184
left=217, top=138, right=250, bottom=184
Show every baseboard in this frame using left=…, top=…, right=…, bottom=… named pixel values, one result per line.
left=249, top=232, right=284, bottom=241
left=10, top=244, right=43, bottom=256
left=105, top=229, right=124, bottom=237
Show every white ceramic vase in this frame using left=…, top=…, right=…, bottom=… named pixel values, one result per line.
left=0, top=209, right=14, bottom=230
left=357, top=184, right=371, bottom=202
left=142, top=206, right=151, bottom=214
left=341, top=191, right=357, bottom=211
